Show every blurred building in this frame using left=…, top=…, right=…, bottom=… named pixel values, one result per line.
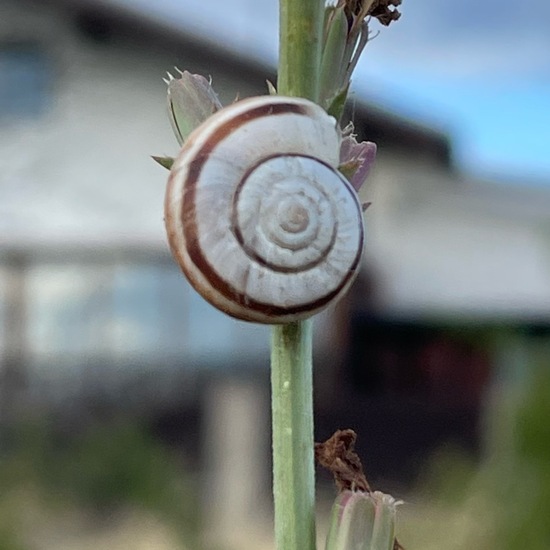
left=1, top=0, right=550, bottom=488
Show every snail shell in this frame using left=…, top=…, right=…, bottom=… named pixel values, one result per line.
left=165, top=95, right=364, bottom=324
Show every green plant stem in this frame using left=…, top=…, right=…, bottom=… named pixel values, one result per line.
left=271, top=321, right=316, bottom=550
left=272, top=2, right=324, bottom=550
left=278, top=0, right=325, bottom=101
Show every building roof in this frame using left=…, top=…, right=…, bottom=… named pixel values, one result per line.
left=60, top=0, right=454, bottom=167
left=0, top=0, right=452, bottom=253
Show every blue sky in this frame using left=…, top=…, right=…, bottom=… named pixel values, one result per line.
left=113, top=0, right=550, bottom=184
left=353, top=0, right=550, bottom=184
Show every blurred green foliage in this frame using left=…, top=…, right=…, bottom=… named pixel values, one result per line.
left=489, top=356, right=550, bottom=550
left=0, top=524, right=26, bottom=550
left=0, top=419, right=201, bottom=549
left=2, top=340, right=550, bottom=550
left=399, top=340, right=550, bottom=550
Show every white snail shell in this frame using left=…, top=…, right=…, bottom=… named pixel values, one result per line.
left=165, top=95, right=364, bottom=324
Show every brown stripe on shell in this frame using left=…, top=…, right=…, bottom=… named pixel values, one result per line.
left=230, top=153, right=339, bottom=274
left=171, top=100, right=362, bottom=321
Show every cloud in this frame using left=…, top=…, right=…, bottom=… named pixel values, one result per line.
left=365, top=0, right=550, bottom=80
left=108, top=0, right=550, bottom=83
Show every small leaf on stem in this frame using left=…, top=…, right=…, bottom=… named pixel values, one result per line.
left=267, top=80, right=278, bottom=95
left=152, top=155, right=175, bottom=170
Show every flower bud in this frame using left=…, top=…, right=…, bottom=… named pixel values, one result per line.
left=325, top=490, right=402, bottom=550
left=165, top=70, right=223, bottom=145
left=339, top=124, right=377, bottom=191
left=320, top=5, right=348, bottom=111
left=320, top=1, right=403, bottom=118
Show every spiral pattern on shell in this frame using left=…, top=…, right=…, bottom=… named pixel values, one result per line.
left=165, top=95, right=365, bottom=324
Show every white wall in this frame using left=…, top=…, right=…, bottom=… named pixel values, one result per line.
left=364, top=156, right=550, bottom=319
left=0, top=0, right=272, bottom=383
left=2, top=0, right=550, bottom=392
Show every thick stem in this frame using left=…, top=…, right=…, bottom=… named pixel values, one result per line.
left=271, top=321, right=316, bottom=550
left=278, top=0, right=325, bottom=101
left=272, top=2, right=324, bottom=550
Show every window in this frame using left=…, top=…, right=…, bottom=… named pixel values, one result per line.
left=0, top=265, right=5, bottom=355
left=0, top=41, right=52, bottom=120
left=13, top=258, right=268, bottom=374
left=27, top=262, right=190, bottom=362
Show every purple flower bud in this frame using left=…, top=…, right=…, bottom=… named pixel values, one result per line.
left=339, top=124, right=377, bottom=191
